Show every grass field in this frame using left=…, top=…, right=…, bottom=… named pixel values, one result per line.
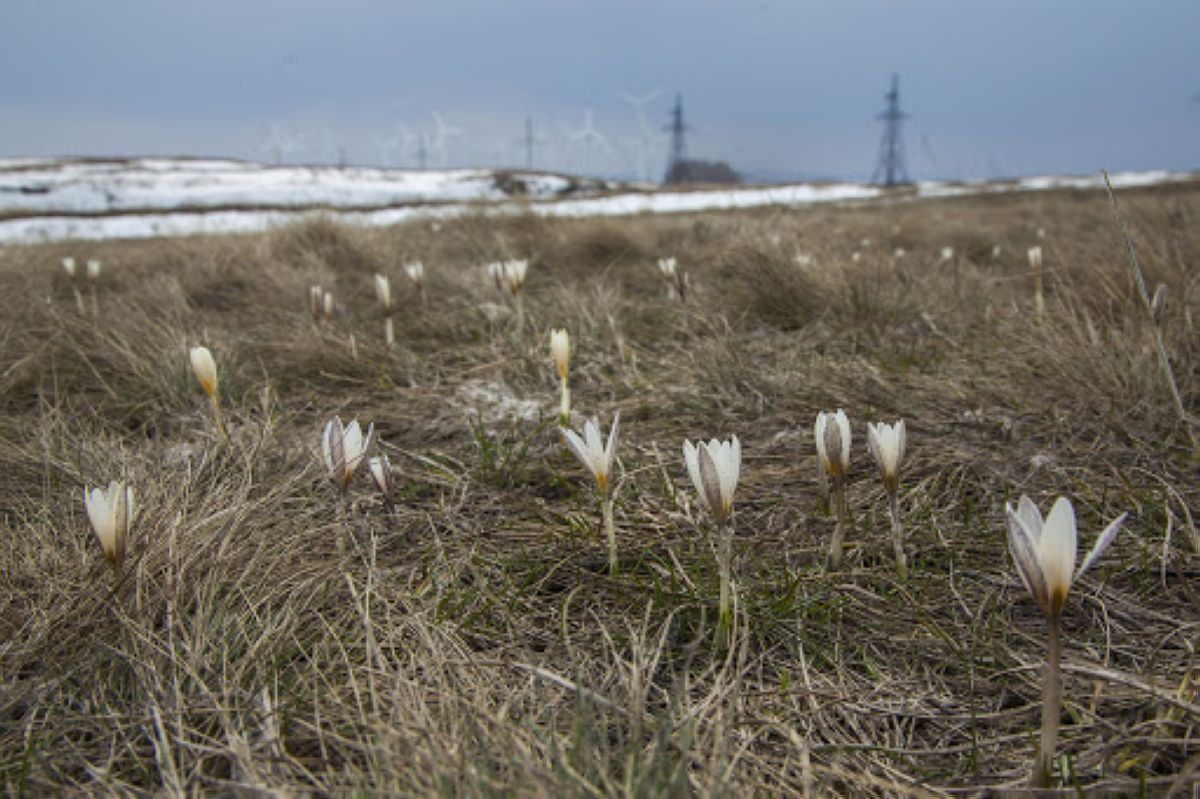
left=1, top=181, right=1198, bottom=796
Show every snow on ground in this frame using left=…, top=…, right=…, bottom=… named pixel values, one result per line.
left=0, top=157, right=1193, bottom=245
left=0, top=157, right=575, bottom=214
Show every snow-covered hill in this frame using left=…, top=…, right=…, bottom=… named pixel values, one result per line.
left=0, top=157, right=1193, bottom=245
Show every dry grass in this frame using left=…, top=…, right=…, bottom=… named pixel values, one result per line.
left=1, top=183, right=1199, bottom=797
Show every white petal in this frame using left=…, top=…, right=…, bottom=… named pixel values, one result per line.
left=1038, top=497, right=1078, bottom=611
left=1006, top=501, right=1047, bottom=609
left=697, top=442, right=725, bottom=518
left=1016, top=495, right=1043, bottom=543
left=867, top=423, right=882, bottom=469
left=584, top=418, right=603, bottom=458
left=721, top=436, right=741, bottom=506
left=683, top=440, right=704, bottom=502
left=835, top=410, right=851, bottom=469
left=1077, top=511, right=1127, bottom=581
left=85, top=487, right=115, bottom=551
left=814, top=413, right=828, bottom=467
left=563, top=428, right=596, bottom=480
left=322, top=419, right=337, bottom=472
left=604, top=412, right=620, bottom=474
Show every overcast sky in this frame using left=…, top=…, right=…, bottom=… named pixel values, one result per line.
left=1, top=0, right=1197, bottom=181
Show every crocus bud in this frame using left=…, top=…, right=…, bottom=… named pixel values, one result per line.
left=1027, top=246, right=1043, bottom=270
left=815, top=410, right=851, bottom=479
left=374, top=274, right=392, bottom=310
left=189, top=346, right=218, bottom=399
left=84, top=480, right=134, bottom=571
left=867, top=420, right=906, bottom=495
left=550, top=329, right=570, bottom=381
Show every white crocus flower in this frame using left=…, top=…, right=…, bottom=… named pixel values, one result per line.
left=308, top=285, right=324, bottom=323
left=84, top=480, right=134, bottom=571
left=683, top=436, right=741, bottom=525
left=190, top=346, right=226, bottom=437
left=657, top=256, right=688, bottom=301
left=562, top=413, right=619, bottom=497
left=815, top=410, right=850, bottom=478
left=940, top=246, right=955, bottom=262
left=550, top=329, right=570, bottom=380
left=867, top=420, right=905, bottom=495
left=1004, top=495, right=1127, bottom=786
left=322, top=417, right=374, bottom=492
left=322, top=291, right=335, bottom=319
left=404, top=261, right=424, bottom=285
left=86, top=259, right=102, bottom=280
left=374, top=273, right=392, bottom=310
left=189, top=346, right=218, bottom=398
left=1027, top=246, right=1043, bottom=270
left=1005, top=496, right=1126, bottom=619
left=868, top=419, right=908, bottom=576
left=683, top=435, right=741, bottom=637
left=367, top=453, right=398, bottom=520
left=550, top=329, right=571, bottom=424
left=503, top=259, right=528, bottom=295
left=815, top=409, right=852, bottom=568
left=487, top=261, right=505, bottom=291
left=368, top=454, right=393, bottom=498
left=62, top=257, right=77, bottom=278
left=562, top=413, right=621, bottom=574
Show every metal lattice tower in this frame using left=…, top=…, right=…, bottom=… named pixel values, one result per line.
left=872, top=74, right=910, bottom=187
left=664, top=93, right=689, bottom=180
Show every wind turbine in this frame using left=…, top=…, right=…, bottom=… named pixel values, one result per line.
left=564, top=108, right=610, bottom=176
left=430, top=111, right=465, bottom=168
left=258, top=123, right=305, bottom=166
left=619, top=89, right=666, bottom=181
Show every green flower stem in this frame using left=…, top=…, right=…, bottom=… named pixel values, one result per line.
left=559, top=379, right=570, bottom=426
left=717, top=521, right=733, bottom=639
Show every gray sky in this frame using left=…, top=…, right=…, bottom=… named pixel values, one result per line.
left=1, top=0, right=1197, bottom=181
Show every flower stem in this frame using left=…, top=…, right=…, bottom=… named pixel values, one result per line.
left=889, top=491, right=907, bottom=579
left=1035, top=613, right=1063, bottom=788
left=209, top=393, right=227, bottom=440
left=559, top=378, right=570, bottom=427
left=717, top=521, right=733, bottom=640
left=515, top=293, right=525, bottom=331
left=829, top=475, right=846, bottom=570
left=603, top=495, right=616, bottom=576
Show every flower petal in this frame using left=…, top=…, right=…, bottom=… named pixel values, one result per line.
left=683, top=440, right=704, bottom=502
left=1016, top=495, right=1043, bottom=543
left=1077, top=511, right=1127, bottom=582
left=697, top=442, right=725, bottom=521
left=1038, top=496, right=1078, bottom=614
left=563, top=427, right=596, bottom=480
left=1006, top=501, right=1049, bottom=611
